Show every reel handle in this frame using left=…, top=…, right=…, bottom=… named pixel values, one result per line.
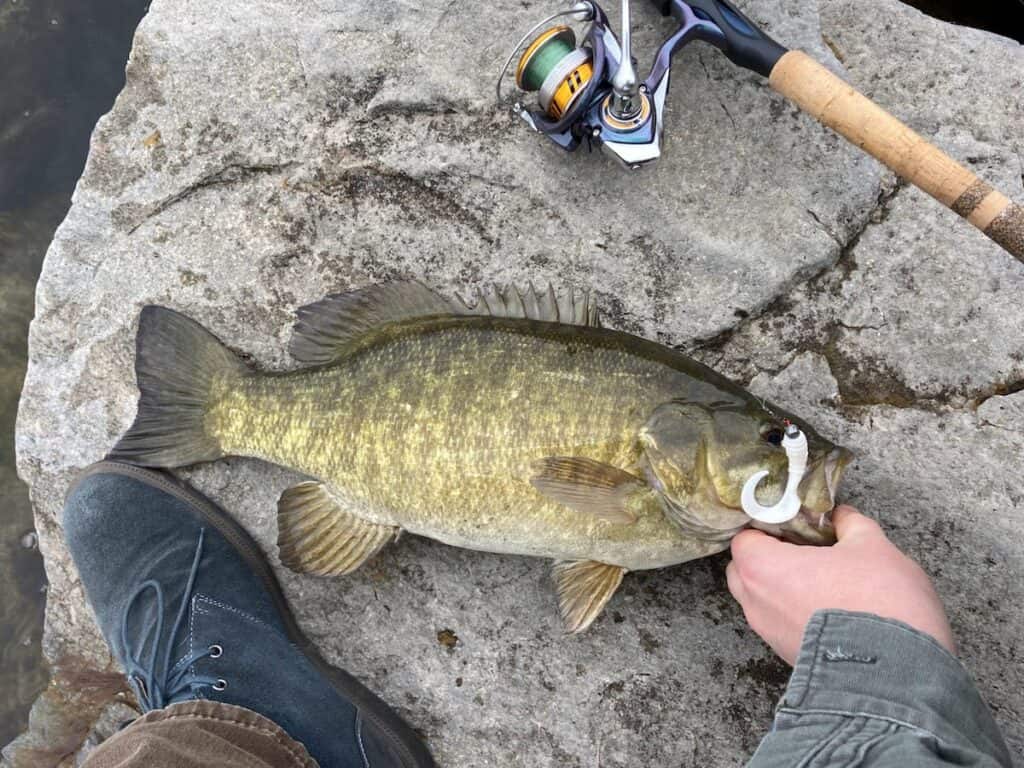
left=770, top=51, right=1024, bottom=263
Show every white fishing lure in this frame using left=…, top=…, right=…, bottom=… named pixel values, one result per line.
left=741, top=424, right=807, bottom=524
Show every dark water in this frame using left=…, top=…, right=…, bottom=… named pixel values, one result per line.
left=0, top=0, right=1018, bottom=750
left=903, top=0, right=1024, bottom=42
left=0, top=0, right=150, bottom=745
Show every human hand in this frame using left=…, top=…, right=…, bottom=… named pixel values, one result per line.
left=726, top=505, right=955, bottom=665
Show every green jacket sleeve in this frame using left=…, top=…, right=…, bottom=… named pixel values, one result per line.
left=746, top=610, right=1012, bottom=767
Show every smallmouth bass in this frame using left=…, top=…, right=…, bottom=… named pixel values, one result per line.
left=112, top=282, right=851, bottom=632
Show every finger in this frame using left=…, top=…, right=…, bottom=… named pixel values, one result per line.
left=725, top=560, right=746, bottom=603
left=730, top=527, right=783, bottom=559
left=730, top=529, right=789, bottom=588
left=833, top=505, right=884, bottom=541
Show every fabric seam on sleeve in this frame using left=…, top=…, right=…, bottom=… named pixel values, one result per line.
left=778, top=706, right=946, bottom=745
left=797, top=716, right=865, bottom=768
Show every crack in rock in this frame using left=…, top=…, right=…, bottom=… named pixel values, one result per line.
left=365, top=97, right=481, bottom=120
left=296, top=163, right=495, bottom=245
left=972, top=377, right=1024, bottom=409
left=693, top=176, right=906, bottom=358
left=114, top=161, right=297, bottom=234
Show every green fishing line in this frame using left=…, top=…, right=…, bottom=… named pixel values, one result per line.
left=519, top=32, right=574, bottom=92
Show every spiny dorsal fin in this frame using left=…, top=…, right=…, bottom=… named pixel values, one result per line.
left=552, top=560, right=627, bottom=633
left=290, top=281, right=602, bottom=365
left=289, top=282, right=452, bottom=365
left=531, top=456, right=643, bottom=524
left=451, top=283, right=601, bottom=327
left=277, top=482, right=398, bottom=576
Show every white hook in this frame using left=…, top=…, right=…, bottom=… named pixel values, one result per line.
left=741, top=424, right=807, bottom=524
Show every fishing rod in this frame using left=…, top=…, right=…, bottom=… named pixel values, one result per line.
left=496, top=0, right=1024, bottom=262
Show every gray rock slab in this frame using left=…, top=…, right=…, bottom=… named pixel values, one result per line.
left=11, top=0, right=1024, bottom=764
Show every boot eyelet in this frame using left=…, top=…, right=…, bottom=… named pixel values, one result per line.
left=208, top=644, right=223, bottom=659
left=212, top=678, right=228, bottom=691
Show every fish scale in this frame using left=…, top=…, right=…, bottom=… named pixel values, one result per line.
left=211, top=320, right=702, bottom=566
left=111, top=283, right=850, bottom=632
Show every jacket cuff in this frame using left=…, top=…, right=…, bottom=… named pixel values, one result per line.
left=781, top=610, right=1009, bottom=764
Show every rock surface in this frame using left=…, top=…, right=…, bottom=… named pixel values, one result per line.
left=10, top=0, right=1024, bottom=764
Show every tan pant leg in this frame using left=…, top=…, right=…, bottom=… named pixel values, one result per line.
left=80, top=700, right=318, bottom=768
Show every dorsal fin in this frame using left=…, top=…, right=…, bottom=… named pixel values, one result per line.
left=289, top=281, right=602, bottom=365
left=289, top=282, right=452, bottom=365
left=451, top=284, right=601, bottom=327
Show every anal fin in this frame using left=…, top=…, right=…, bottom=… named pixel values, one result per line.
left=277, top=482, right=398, bottom=576
left=552, top=560, right=627, bottom=634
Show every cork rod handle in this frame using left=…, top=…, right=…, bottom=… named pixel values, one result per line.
left=768, top=50, right=1024, bottom=262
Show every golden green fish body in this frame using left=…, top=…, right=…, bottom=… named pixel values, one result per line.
left=206, top=316, right=749, bottom=570
left=111, top=289, right=850, bottom=632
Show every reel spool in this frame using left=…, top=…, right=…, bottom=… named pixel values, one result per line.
left=515, top=25, right=594, bottom=119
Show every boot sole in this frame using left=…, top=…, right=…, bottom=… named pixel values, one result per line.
left=70, top=460, right=437, bottom=768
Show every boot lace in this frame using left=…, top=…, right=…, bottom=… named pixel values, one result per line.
left=120, top=529, right=219, bottom=710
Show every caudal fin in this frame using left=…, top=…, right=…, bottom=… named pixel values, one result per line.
left=109, top=306, right=248, bottom=467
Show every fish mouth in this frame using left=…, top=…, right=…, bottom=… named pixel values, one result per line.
left=799, top=505, right=835, bottom=538
left=824, top=446, right=853, bottom=508
left=774, top=447, right=853, bottom=545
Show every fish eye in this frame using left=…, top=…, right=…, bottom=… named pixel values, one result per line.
left=761, top=425, right=784, bottom=446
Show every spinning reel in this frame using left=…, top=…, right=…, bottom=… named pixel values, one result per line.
left=495, top=0, right=1024, bottom=260
left=497, top=0, right=785, bottom=168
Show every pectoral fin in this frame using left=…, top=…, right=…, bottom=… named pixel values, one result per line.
left=552, top=560, right=627, bottom=633
left=277, top=482, right=398, bottom=576
left=531, top=457, right=644, bottom=524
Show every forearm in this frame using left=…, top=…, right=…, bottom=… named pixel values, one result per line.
left=747, top=611, right=1012, bottom=767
